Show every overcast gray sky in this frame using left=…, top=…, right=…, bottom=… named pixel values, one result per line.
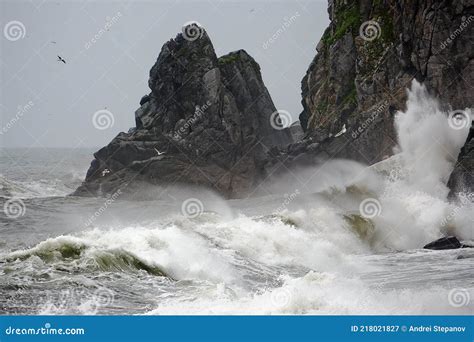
left=0, top=0, right=328, bottom=148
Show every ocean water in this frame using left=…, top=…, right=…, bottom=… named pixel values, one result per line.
left=0, top=82, right=473, bottom=315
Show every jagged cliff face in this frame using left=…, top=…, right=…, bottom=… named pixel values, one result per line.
left=299, top=0, right=473, bottom=164
left=448, top=124, right=474, bottom=198
left=75, top=27, right=292, bottom=198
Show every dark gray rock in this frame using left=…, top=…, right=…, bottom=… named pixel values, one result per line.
left=74, top=3, right=474, bottom=200
left=289, top=121, right=305, bottom=142
left=139, top=94, right=150, bottom=106
left=448, top=123, right=474, bottom=199
left=423, top=236, right=462, bottom=250
left=74, top=27, right=292, bottom=198
left=298, top=0, right=473, bottom=165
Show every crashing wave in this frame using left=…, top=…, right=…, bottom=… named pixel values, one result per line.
left=3, top=235, right=167, bottom=277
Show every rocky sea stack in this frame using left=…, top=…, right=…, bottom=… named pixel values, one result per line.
left=74, top=25, right=292, bottom=198
left=75, top=1, right=473, bottom=199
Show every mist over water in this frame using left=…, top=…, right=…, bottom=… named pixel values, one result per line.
left=0, top=82, right=472, bottom=315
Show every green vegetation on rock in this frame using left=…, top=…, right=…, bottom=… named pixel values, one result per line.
left=218, top=53, right=240, bottom=65
left=342, top=84, right=358, bottom=107
left=322, top=3, right=361, bottom=47
left=218, top=51, right=263, bottom=79
left=375, top=5, right=395, bottom=43
left=321, top=1, right=394, bottom=50
left=316, top=100, right=329, bottom=114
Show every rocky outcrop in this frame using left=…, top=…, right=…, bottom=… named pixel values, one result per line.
left=448, top=124, right=474, bottom=199
left=75, top=2, right=474, bottom=199
left=289, top=121, right=305, bottom=142
left=298, top=0, right=473, bottom=164
left=423, top=236, right=465, bottom=250
left=74, top=27, right=292, bottom=198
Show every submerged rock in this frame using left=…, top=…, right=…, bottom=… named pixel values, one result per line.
left=423, top=236, right=462, bottom=250
left=75, top=26, right=292, bottom=198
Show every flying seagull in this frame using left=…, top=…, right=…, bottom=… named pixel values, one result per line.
left=57, top=55, right=66, bottom=64
left=154, top=148, right=165, bottom=156
left=334, top=124, right=347, bottom=138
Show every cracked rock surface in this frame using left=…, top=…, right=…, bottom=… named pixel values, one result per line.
left=298, top=0, right=473, bottom=164
left=74, top=29, right=292, bottom=198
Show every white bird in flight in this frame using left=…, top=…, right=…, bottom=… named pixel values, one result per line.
left=154, top=148, right=165, bottom=156
left=334, top=124, right=347, bottom=138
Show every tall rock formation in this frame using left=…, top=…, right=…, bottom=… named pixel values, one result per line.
left=75, top=3, right=473, bottom=199
left=74, top=26, right=292, bottom=198
left=298, top=0, right=473, bottom=164
left=448, top=124, right=474, bottom=198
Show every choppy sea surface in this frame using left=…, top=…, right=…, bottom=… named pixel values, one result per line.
left=0, top=147, right=472, bottom=315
